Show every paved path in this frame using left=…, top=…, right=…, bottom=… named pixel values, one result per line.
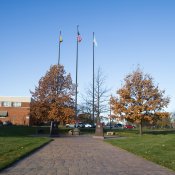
left=1, top=136, right=175, bottom=175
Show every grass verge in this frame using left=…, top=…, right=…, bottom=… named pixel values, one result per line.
left=0, top=126, right=52, bottom=171
left=106, top=133, right=175, bottom=171
left=0, top=137, right=52, bottom=171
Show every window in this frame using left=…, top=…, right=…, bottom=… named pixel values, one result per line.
left=0, top=111, right=8, bottom=117
left=12, top=102, right=21, bottom=107
left=2, top=101, right=11, bottom=107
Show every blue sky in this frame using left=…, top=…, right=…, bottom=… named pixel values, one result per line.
left=0, top=0, right=175, bottom=112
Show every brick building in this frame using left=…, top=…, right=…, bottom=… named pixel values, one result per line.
left=0, top=96, right=31, bottom=125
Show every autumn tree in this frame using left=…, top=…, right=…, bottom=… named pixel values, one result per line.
left=156, top=113, right=171, bottom=128
left=110, top=68, right=170, bottom=135
left=78, top=113, right=92, bottom=124
left=81, top=68, right=109, bottom=123
left=171, top=112, right=175, bottom=128
left=30, top=65, right=75, bottom=125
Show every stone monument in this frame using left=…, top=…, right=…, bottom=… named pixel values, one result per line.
left=93, top=118, right=104, bottom=139
left=72, top=127, right=80, bottom=135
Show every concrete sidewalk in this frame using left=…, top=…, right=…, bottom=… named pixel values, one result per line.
left=1, top=136, right=175, bottom=175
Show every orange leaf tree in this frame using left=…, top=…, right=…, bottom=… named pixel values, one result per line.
left=30, top=65, right=75, bottom=125
left=110, top=68, right=170, bottom=135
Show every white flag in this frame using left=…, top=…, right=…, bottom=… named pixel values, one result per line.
left=93, top=36, right=97, bottom=47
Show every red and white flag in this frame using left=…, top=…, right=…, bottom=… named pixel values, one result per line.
left=77, top=31, right=82, bottom=42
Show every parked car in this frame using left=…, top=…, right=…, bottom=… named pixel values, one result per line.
left=92, top=123, right=96, bottom=128
left=65, top=123, right=70, bottom=128
left=114, top=123, right=123, bottom=128
left=124, top=125, right=135, bottom=129
left=85, top=123, right=92, bottom=128
left=77, top=122, right=85, bottom=128
left=66, top=122, right=86, bottom=128
left=3, top=121, right=12, bottom=126
left=66, top=124, right=75, bottom=128
left=105, top=124, right=113, bottom=129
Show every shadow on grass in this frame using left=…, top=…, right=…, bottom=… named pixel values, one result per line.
left=0, top=125, right=82, bottom=137
left=1, top=125, right=174, bottom=137
left=144, top=129, right=175, bottom=135
left=104, top=128, right=175, bottom=136
left=0, top=125, right=52, bottom=137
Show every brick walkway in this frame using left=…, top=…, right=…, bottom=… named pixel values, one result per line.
left=1, top=136, right=175, bottom=175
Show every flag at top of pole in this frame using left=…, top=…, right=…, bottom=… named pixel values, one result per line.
left=77, top=25, right=82, bottom=42
left=93, top=35, right=97, bottom=47
left=58, top=30, right=63, bottom=65
left=59, top=31, right=63, bottom=43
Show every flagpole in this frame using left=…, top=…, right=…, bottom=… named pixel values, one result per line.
left=58, top=31, right=61, bottom=65
left=75, top=25, right=79, bottom=128
left=92, top=32, right=95, bottom=125
left=93, top=33, right=103, bottom=138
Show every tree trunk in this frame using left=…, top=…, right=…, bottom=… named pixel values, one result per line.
left=60, top=120, right=64, bottom=126
left=139, top=120, right=143, bottom=135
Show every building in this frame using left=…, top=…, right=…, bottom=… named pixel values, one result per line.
left=0, top=96, right=31, bottom=125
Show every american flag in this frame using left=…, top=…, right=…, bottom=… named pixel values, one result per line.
left=77, top=31, right=82, bottom=42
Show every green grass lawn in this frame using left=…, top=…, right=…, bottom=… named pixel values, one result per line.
left=106, top=132, right=175, bottom=171
left=0, top=125, right=51, bottom=136
left=0, top=126, right=52, bottom=171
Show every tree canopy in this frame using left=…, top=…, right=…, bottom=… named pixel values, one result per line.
left=30, top=65, right=75, bottom=125
left=111, top=68, right=170, bottom=134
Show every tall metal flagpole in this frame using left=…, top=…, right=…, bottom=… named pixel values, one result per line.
left=58, top=31, right=61, bottom=65
left=110, top=96, right=112, bottom=130
left=75, top=25, right=79, bottom=128
left=92, top=32, right=95, bottom=125
left=93, top=33, right=104, bottom=138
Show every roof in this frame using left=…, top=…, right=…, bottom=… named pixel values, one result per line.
left=0, top=96, right=31, bottom=103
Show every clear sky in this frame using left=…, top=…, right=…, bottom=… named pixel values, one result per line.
left=0, top=0, right=175, bottom=112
